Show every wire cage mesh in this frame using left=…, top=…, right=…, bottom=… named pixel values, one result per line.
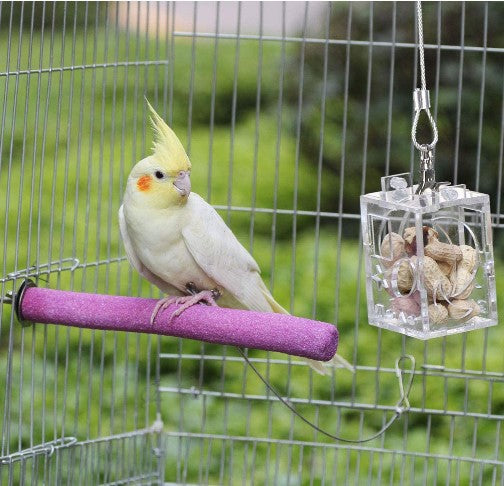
left=1, top=1, right=504, bottom=484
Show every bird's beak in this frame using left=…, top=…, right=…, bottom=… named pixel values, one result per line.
left=173, top=170, right=191, bottom=197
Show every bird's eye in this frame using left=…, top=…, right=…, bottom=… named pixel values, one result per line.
left=154, top=170, right=164, bottom=180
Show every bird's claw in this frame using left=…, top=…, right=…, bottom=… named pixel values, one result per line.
left=150, top=288, right=221, bottom=325
left=171, top=290, right=220, bottom=318
left=150, top=296, right=179, bottom=325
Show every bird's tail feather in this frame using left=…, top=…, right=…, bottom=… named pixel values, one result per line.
left=260, top=285, right=354, bottom=375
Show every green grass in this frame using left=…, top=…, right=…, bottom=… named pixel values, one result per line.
left=1, top=27, right=504, bottom=484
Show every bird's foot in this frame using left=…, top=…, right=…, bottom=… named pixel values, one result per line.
left=150, top=286, right=221, bottom=325
left=171, top=289, right=221, bottom=319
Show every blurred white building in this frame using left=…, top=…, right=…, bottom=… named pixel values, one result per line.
left=114, top=1, right=328, bottom=37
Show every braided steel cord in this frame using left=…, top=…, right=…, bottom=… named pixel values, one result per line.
left=412, top=0, right=438, bottom=152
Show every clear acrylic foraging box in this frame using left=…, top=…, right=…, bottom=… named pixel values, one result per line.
left=361, top=173, right=498, bottom=339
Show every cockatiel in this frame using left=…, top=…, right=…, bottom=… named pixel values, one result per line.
left=118, top=101, right=353, bottom=375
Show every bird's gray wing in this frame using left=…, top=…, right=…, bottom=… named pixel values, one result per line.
left=181, top=194, right=274, bottom=312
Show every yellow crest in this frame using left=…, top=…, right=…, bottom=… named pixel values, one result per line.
left=146, top=100, right=191, bottom=172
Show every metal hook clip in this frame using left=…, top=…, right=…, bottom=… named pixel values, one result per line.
left=416, top=146, right=435, bottom=194
left=415, top=146, right=450, bottom=195
left=2, top=291, right=14, bottom=304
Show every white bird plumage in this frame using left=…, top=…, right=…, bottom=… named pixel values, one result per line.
left=118, top=101, right=353, bottom=376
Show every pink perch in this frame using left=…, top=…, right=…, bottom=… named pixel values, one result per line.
left=15, top=285, right=338, bottom=362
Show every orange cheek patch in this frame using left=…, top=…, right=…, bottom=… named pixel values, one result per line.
left=137, top=175, right=152, bottom=192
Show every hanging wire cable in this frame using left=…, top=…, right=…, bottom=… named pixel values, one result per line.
left=412, top=0, right=443, bottom=194
left=416, top=0, right=427, bottom=91
left=238, top=349, right=415, bottom=444
left=411, top=0, right=438, bottom=153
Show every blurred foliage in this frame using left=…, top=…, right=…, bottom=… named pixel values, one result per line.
left=0, top=1, right=106, bottom=30
left=286, top=2, right=504, bottom=222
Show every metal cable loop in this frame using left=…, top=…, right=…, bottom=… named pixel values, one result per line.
left=412, top=106, right=438, bottom=152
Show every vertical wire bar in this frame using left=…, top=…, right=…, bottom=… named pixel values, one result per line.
left=270, top=0, right=286, bottom=295
left=286, top=407, right=296, bottom=485
left=118, top=0, right=132, bottom=441
left=492, top=421, right=501, bottom=485
left=384, top=1, right=396, bottom=177
left=288, top=0, right=310, bottom=401
left=469, top=418, right=479, bottom=483
left=173, top=0, right=184, bottom=446
left=162, top=1, right=170, bottom=120
left=74, top=2, right=96, bottom=444
left=456, top=4, right=469, bottom=403
left=0, top=0, right=19, bottom=458
left=445, top=416, right=456, bottom=486
left=225, top=2, right=241, bottom=225
left=46, top=12, right=64, bottom=486
left=475, top=2, right=488, bottom=192
left=70, top=0, right=86, bottom=444
left=168, top=1, right=176, bottom=127
left=334, top=1, right=352, bottom=334
left=355, top=411, right=365, bottom=481
left=423, top=414, right=432, bottom=484
left=242, top=401, right=251, bottom=484
left=297, top=445, right=304, bottom=485
left=388, top=451, right=397, bottom=485
left=206, top=1, right=220, bottom=203
left=154, top=4, right=165, bottom=474
left=452, top=2, right=465, bottom=184
left=432, top=0, right=449, bottom=416
left=248, top=1, right=263, bottom=252
left=198, top=2, right=220, bottom=422
left=142, top=0, right=152, bottom=432
left=273, top=443, right=282, bottom=485
left=131, top=2, right=143, bottom=437
left=311, top=2, right=332, bottom=321
left=93, top=0, right=110, bottom=300
left=423, top=2, right=438, bottom=403
left=185, top=1, right=197, bottom=157
left=359, top=1, right=375, bottom=407
left=228, top=438, right=235, bottom=486
left=240, top=0, right=264, bottom=402
left=271, top=2, right=291, bottom=390
left=290, top=0, right=308, bottom=316
left=49, top=7, right=69, bottom=463
left=249, top=440, right=257, bottom=486
left=334, top=2, right=354, bottom=389
left=82, top=1, right=100, bottom=441
left=309, top=407, right=319, bottom=485
left=37, top=0, right=54, bottom=459
left=107, top=0, right=120, bottom=442
left=0, top=0, right=8, bottom=346
left=378, top=412, right=388, bottom=484
left=198, top=395, right=208, bottom=484
left=218, top=0, right=242, bottom=416
left=495, top=68, right=504, bottom=224
left=205, top=437, right=214, bottom=484
left=12, top=0, right=27, bottom=457
left=59, top=0, right=79, bottom=446
left=24, top=2, right=43, bottom=458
